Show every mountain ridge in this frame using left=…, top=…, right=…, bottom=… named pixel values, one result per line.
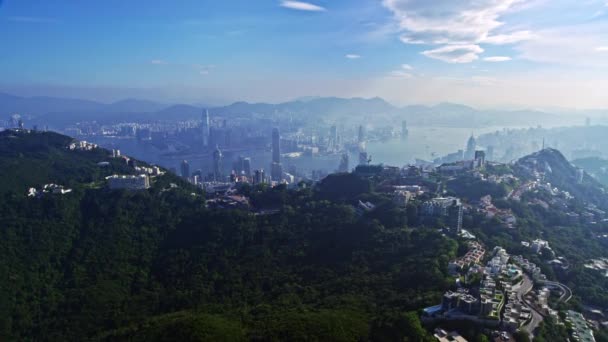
left=0, top=91, right=559, bottom=128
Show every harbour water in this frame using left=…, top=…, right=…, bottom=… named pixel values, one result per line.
left=88, top=126, right=507, bottom=176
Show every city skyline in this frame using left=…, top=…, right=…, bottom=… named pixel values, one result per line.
left=1, top=0, right=608, bottom=108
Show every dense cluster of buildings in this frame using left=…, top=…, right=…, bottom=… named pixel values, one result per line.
left=477, top=195, right=517, bottom=229
left=448, top=242, right=485, bottom=274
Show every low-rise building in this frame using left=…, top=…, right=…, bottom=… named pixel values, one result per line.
left=107, top=174, right=150, bottom=190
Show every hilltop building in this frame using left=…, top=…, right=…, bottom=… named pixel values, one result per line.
left=107, top=174, right=150, bottom=190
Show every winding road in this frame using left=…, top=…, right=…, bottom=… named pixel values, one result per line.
left=517, top=275, right=545, bottom=337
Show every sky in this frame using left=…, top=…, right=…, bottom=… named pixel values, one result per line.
left=1, top=0, right=608, bottom=108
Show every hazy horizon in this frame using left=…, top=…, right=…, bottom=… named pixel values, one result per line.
left=2, top=0, right=608, bottom=109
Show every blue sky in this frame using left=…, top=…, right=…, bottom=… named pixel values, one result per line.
left=1, top=0, right=608, bottom=108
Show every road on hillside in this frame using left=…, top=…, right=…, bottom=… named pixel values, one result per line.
left=517, top=275, right=544, bottom=338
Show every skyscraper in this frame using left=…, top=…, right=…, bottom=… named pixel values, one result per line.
left=401, top=120, right=409, bottom=140
left=243, top=158, right=252, bottom=178
left=180, top=160, right=190, bottom=179
left=357, top=125, right=365, bottom=144
left=338, top=153, right=349, bottom=173
left=465, top=134, right=476, bottom=160
left=474, top=150, right=486, bottom=169
left=201, top=109, right=210, bottom=147
left=272, top=128, right=280, bottom=164
left=254, top=169, right=265, bottom=185
left=359, top=151, right=369, bottom=166
left=271, top=128, right=283, bottom=181
left=212, top=146, right=223, bottom=181
left=486, top=146, right=495, bottom=161
left=328, top=125, right=339, bottom=152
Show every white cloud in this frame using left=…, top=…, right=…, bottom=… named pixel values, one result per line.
left=387, top=64, right=415, bottom=78
left=382, top=0, right=533, bottom=63
left=280, top=1, right=326, bottom=12
left=422, top=45, right=484, bottom=63
left=482, top=30, right=535, bottom=44
left=382, top=0, right=527, bottom=45
left=345, top=54, right=361, bottom=59
left=483, top=56, right=512, bottom=62
left=517, top=22, right=608, bottom=67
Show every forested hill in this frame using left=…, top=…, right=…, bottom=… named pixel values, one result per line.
left=0, top=130, right=456, bottom=341
left=515, top=148, right=608, bottom=209
left=0, top=129, right=190, bottom=194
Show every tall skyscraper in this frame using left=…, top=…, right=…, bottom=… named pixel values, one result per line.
left=271, top=128, right=283, bottom=181
left=272, top=128, right=281, bottom=164
left=465, top=134, right=477, bottom=160
left=486, top=146, right=495, bottom=161
left=254, top=169, right=265, bottom=185
left=474, top=150, right=486, bottom=169
left=212, top=146, right=223, bottom=181
left=338, top=153, right=349, bottom=173
left=359, top=151, right=369, bottom=166
left=357, top=125, right=365, bottom=144
left=328, top=125, right=339, bottom=152
left=243, top=158, right=252, bottom=178
left=201, top=109, right=211, bottom=147
left=401, top=120, right=409, bottom=140
left=180, top=160, right=190, bottom=179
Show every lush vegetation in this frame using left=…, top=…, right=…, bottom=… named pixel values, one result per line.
left=0, top=131, right=457, bottom=341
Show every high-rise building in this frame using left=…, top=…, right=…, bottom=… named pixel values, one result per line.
left=338, top=153, right=349, bottom=173
left=271, top=128, right=283, bottom=181
left=401, top=120, right=409, bottom=139
left=212, top=146, right=223, bottom=181
left=474, top=150, right=486, bottom=169
left=359, top=151, right=369, bottom=166
left=271, top=162, right=283, bottom=182
left=243, top=158, right=252, bottom=178
left=180, top=160, right=190, bottom=179
left=234, top=155, right=245, bottom=175
left=254, top=169, right=265, bottom=185
left=486, top=146, right=495, bottom=161
left=328, top=125, right=339, bottom=152
left=357, top=125, right=365, bottom=144
left=201, top=109, right=211, bottom=147
left=465, top=134, right=477, bottom=160
left=272, top=128, right=281, bottom=164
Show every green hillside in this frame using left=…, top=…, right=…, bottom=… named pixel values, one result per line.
left=0, top=130, right=454, bottom=341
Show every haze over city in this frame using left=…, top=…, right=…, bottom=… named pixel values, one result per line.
left=5, top=2, right=608, bottom=342
left=1, top=0, right=608, bottom=108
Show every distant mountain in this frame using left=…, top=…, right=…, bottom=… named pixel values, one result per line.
left=0, top=91, right=561, bottom=128
left=0, top=92, right=103, bottom=116
left=153, top=104, right=203, bottom=121
left=105, top=98, right=167, bottom=113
